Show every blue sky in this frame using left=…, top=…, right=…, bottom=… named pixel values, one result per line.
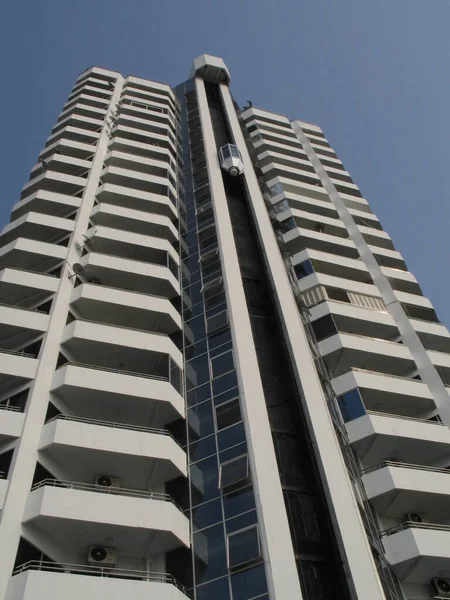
left=1, top=0, right=449, bottom=324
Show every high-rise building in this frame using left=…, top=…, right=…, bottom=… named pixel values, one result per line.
left=0, top=53, right=449, bottom=600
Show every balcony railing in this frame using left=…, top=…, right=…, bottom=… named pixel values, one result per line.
left=381, top=521, right=450, bottom=537
left=0, top=403, right=22, bottom=412
left=31, top=479, right=183, bottom=511
left=362, top=460, right=450, bottom=476
left=366, top=410, right=444, bottom=426
left=337, top=366, right=421, bottom=383
left=0, top=348, right=36, bottom=359
left=56, top=361, right=169, bottom=382
left=13, top=560, right=189, bottom=596
left=46, top=413, right=177, bottom=440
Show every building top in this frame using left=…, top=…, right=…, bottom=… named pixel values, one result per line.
left=190, top=54, right=231, bottom=84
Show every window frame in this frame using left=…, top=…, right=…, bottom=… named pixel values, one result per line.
left=226, top=524, right=261, bottom=570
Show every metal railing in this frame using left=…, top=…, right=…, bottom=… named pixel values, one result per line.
left=0, top=348, right=35, bottom=359
left=30, top=479, right=183, bottom=511
left=366, top=410, right=444, bottom=425
left=56, top=361, right=169, bottom=382
left=362, top=460, right=450, bottom=476
left=382, top=521, right=450, bottom=537
left=46, top=413, right=175, bottom=439
left=0, top=403, right=22, bottom=412
left=338, top=366, right=422, bottom=382
left=12, top=560, right=189, bottom=595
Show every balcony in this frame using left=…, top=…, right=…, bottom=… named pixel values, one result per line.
left=22, top=481, right=189, bottom=560
left=83, top=223, right=178, bottom=267
left=111, top=125, right=176, bottom=160
left=104, top=149, right=176, bottom=182
left=63, top=92, right=109, bottom=111
left=20, top=171, right=86, bottom=201
left=30, top=155, right=91, bottom=182
left=413, top=320, right=450, bottom=354
left=70, top=282, right=181, bottom=334
left=0, top=477, right=7, bottom=510
left=346, top=411, right=450, bottom=467
left=96, top=182, right=177, bottom=218
left=7, top=565, right=190, bottom=600
left=283, top=226, right=358, bottom=259
left=51, top=362, right=183, bottom=427
left=266, top=173, right=328, bottom=202
left=0, top=213, right=74, bottom=248
left=0, top=238, right=67, bottom=273
left=0, top=349, right=38, bottom=395
left=318, top=332, right=416, bottom=377
left=363, top=461, right=450, bottom=522
left=298, top=271, right=381, bottom=300
left=67, top=84, right=112, bottom=102
left=58, top=102, right=107, bottom=122
left=309, top=300, right=398, bottom=342
left=0, top=303, right=49, bottom=352
left=72, top=251, right=179, bottom=297
left=11, top=190, right=81, bottom=221
left=370, top=245, right=407, bottom=271
left=382, top=523, right=450, bottom=583
left=60, top=318, right=182, bottom=374
left=0, top=267, right=58, bottom=307
left=271, top=191, right=337, bottom=219
left=0, top=405, right=25, bottom=442
left=332, top=368, right=435, bottom=417
left=90, top=204, right=177, bottom=243
left=380, top=266, right=421, bottom=295
left=292, top=248, right=371, bottom=284
left=100, top=165, right=176, bottom=200
left=45, top=125, right=100, bottom=148
left=428, top=349, right=450, bottom=385
left=39, top=138, right=95, bottom=162
left=359, top=226, right=395, bottom=251
left=108, top=136, right=174, bottom=168
left=39, top=415, right=186, bottom=487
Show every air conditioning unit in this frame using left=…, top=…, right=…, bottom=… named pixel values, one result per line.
left=88, top=546, right=116, bottom=567
left=432, top=578, right=450, bottom=598
left=95, top=475, right=121, bottom=489
left=405, top=512, right=423, bottom=523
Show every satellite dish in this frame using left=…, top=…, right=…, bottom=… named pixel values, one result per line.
left=72, top=263, right=85, bottom=275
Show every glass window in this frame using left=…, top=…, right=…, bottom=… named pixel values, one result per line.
left=311, top=315, right=337, bottom=342
left=279, top=217, right=296, bottom=233
left=337, top=388, right=366, bottom=423
left=196, top=576, right=231, bottom=600
left=192, top=498, right=223, bottom=531
left=211, top=350, right=234, bottom=379
left=326, top=287, right=350, bottom=303
left=207, top=310, right=228, bottom=335
left=272, top=198, right=289, bottom=214
left=215, top=398, right=242, bottom=430
left=194, top=523, right=228, bottom=584
left=221, top=145, right=231, bottom=159
left=227, top=526, right=261, bottom=570
left=294, top=259, right=314, bottom=280
left=231, top=564, right=268, bottom=600
left=218, top=421, right=246, bottom=452
left=220, top=454, right=249, bottom=490
left=230, top=145, right=240, bottom=157
left=212, top=370, right=238, bottom=397
left=223, top=486, right=255, bottom=519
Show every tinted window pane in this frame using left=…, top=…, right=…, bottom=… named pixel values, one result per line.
left=223, top=486, right=255, bottom=519
left=194, top=523, right=228, bottom=584
left=231, top=564, right=268, bottom=600
left=294, top=259, right=314, bottom=280
left=337, top=388, right=365, bottom=423
left=196, top=576, right=231, bottom=600
left=211, top=351, right=234, bottom=378
left=220, top=455, right=249, bottom=489
left=192, top=498, right=223, bottom=531
left=215, top=398, right=241, bottom=430
left=228, top=526, right=260, bottom=569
